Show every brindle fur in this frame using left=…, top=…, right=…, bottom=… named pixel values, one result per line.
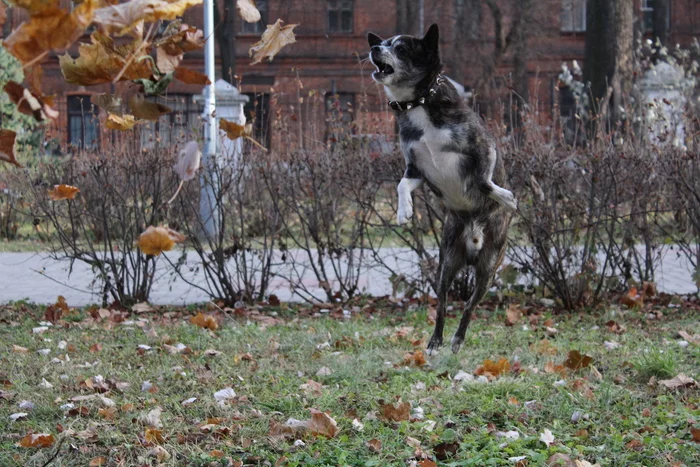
left=368, top=24, right=514, bottom=353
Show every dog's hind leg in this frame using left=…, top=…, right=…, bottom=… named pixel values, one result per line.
left=450, top=245, right=505, bottom=354
left=427, top=216, right=466, bottom=355
left=480, top=147, right=517, bottom=211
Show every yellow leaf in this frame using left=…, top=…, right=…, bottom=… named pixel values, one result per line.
left=144, top=427, right=164, bottom=444
left=128, top=93, right=171, bottom=121
left=220, top=118, right=248, bottom=140
left=136, top=226, right=184, bottom=256
left=0, top=130, right=22, bottom=168
left=106, top=113, right=143, bottom=130
left=249, top=19, right=298, bottom=65
left=94, top=0, right=203, bottom=37
left=174, top=67, right=211, bottom=85
left=59, top=31, right=153, bottom=86
left=236, top=0, right=260, bottom=23
left=48, top=184, right=80, bottom=200
left=4, top=0, right=95, bottom=64
left=18, top=433, right=55, bottom=448
left=190, top=312, right=218, bottom=330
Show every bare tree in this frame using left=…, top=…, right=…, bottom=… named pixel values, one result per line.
left=214, top=0, right=236, bottom=83
left=396, top=0, right=421, bottom=35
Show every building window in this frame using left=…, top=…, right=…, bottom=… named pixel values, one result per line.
left=327, top=0, right=353, bottom=33
left=140, top=94, right=201, bottom=148
left=325, top=92, right=354, bottom=143
left=243, top=92, right=271, bottom=149
left=561, top=0, right=586, bottom=32
left=641, top=0, right=670, bottom=34
left=67, top=95, right=99, bottom=149
left=241, top=0, right=267, bottom=34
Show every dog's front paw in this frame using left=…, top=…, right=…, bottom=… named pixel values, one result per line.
left=397, top=201, right=413, bottom=225
left=426, top=333, right=443, bottom=355
left=490, top=186, right=518, bottom=212
left=450, top=335, right=464, bottom=354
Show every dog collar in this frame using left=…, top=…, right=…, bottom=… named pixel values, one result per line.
left=388, top=74, right=445, bottom=112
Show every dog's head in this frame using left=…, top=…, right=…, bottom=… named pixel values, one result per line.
left=367, top=24, right=440, bottom=88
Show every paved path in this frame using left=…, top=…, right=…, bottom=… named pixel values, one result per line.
left=0, top=249, right=696, bottom=305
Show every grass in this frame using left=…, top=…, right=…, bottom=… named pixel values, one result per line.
left=0, top=301, right=698, bottom=466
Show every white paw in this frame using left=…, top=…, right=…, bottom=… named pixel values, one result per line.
left=490, top=187, right=517, bottom=211
left=397, top=201, right=413, bottom=225
left=450, top=335, right=464, bottom=354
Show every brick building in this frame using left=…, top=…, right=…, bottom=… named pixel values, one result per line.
left=3, top=0, right=700, bottom=151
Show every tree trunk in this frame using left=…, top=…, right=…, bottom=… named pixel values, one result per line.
left=653, top=0, right=669, bottom=45
left=214, top=0, right=236, bottom=83
left=449, top=0, right=482, bottom=83
left=396, top=0, right=420, bottom=35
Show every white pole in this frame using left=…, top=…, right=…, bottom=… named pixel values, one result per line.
left=200, top=0, right=218, bottom=237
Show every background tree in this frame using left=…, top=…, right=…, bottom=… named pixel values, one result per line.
left=214, top=0, right=237, bottom=83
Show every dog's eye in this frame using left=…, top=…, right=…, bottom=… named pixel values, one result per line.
left=395, top=45, right=407, bottom=56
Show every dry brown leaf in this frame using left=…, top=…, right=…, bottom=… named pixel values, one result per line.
left=620, top=287, right=643, bottom=309
left=0, top=130, right=21, bottom=168
left=156, top=47, right=182, bottom=74
left=12, top=345, right=29, bottom=353
left=18, top=433, right=55, bottom=448
left=531, top=338, right=558, bottom=356
left=249, top=19, right=298, bottom=65
left=378, top=400, right=410, bottom=422
left=237, top=0, right=261, bottom=23
left=106, top=113, right=143, bottom=130
left=658, top=374, right=697, bottom=390
left=563, top=350, right=593, bottom=371
left=271, top=410, right=339, bottom=439
left=605, top=320, right=626, bottom=334
left=641, top=281, right=656, bottom=298
left=418, top=461, right=438, bottom=467
left=156, top=24, right=205, bottom=55
left=48, top=185, right=80, bottom=201
left=190, top=312, right=218, bottom=330
left=7, top=0, right=59, bottom=15
left=505, top=304, right=522, bottom=326
left=402, top=350, right=427, bottom=367
left=544, top=361, right=568, bottom=376
left=136, top=225, right=185, bottom=256
left=98, top=407, right=117, bottom=420
left=475, top=358, right=511, bottom=378
left=4, top=0, right=95, bottom=64
left=94, top=0, right=203, bottom=37
left=0, top=2, right=5, bottom=26
left=220, top=118, right=248, bottom=139
left=145, top=427, right=164, bottom=444
left=59, top=32, right=153, bottom=85
left=45, top=295, right=68, bottom=322
left=366, top=438, right=382, bottom=453
left=678, top=330, right=700, bottom=345
left=174, top=67, right=211, bottom=85
left=128, top=94, right=171, bottom=121
left=3, top=81, right=58, bottom=122
left=89, top=456, right=107, bottom=467
left=91, top=93, right=122, bottom=115
left=691, top=426, right=700, bottom=443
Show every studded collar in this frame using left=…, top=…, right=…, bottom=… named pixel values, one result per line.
left=388, top=74, right=445, bottom=112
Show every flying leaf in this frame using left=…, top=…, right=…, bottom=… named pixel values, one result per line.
left=173, top=141, right=201, bottom=181
left=93, top=0, right=203, bottom=37
left=91, top=93, right=122, bottom=115
left=563, top=350, right=592, bottom=371
left=59, top=32, right=153, bottom=85
left=156, top=24, right=204, bottom=55
left=378, top=400, right=410, bottom=422
left=190, top=312, right=218, bottom=330
left=18, top=433, right=55, bottom=448
left=0, top=130, right=21, bottom=168
left=237, top=0, right=260, bottom=23
left=3, top=82, right=58, bottom=122
left=249, top=19, right=298, bottom=65
left=7, top=0, right=59, bottom=15
left=220, top=118, right=248, bottom=139
left=475, top=358, right=511, bottom=378
left=136, top=226, right=184, bottom=256
left=156, top=47, right=182, bottom=74
left=4, top=0, right=95, bottom=64
left=48, top=185, right=80, bottom=200
left=106, top=113, right=143, bottom=130
left=174, top=67, right=211, bottom=85
left=128, top=93, right=171, bottom=121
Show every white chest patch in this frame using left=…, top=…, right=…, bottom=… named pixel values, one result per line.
left=406, top=108, right=474, bottom=211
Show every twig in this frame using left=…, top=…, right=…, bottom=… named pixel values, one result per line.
left=41, top=437, right=65, bottom=467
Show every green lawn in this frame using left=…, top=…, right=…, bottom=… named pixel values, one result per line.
left=0, top=300, right=698, bottom=466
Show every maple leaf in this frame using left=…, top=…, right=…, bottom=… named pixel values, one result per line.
left=249, top=19, right=298, bottom=65
left=474, top=358, right=511, bottom=378
left=94, top=0, right=203, bottom=37
left=59, top=32, right=153, bottom=86
left=0, top=130, right=21, bottom=168
left=378, top=400, right=410, bottom=422
left=157, top=24, right=205, bottom=54
left=563, top=350, right=593, bottom=371
left=539, top=428, right=555, bottom=446
left=106, top=113, right=143, bottom=130
left=190, top=312, right=218, bottom=330
left=3, top=81, right=58, bottom=122
left=18, top=433, right=55, bottom=448
left=48, top=185, right=80, bottom=200
left=174, top=67, right=211, bottom=85
left=237, top=0, right=261, bottom=23
left=4, top=0, right=95, bottom=64
left=136, top=226, right=184, bottom=256
left=128, top=93, right=171, bottom=121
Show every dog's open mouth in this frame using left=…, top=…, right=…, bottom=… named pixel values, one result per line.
left=374, top=60, right=394, bottom=76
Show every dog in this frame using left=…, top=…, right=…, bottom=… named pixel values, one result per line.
left=368, top=24, right=515, bottom=354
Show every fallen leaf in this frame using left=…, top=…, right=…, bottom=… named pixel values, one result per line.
left=505, top=304, right=522, bottom=326
left=106, top=113, right=143, bottom=130
left=3, top=82, right=58, bottom=122
left=620, top=287, right=643, bottom=309
left=0, top=130, right=21, bottom=168
left=403, top=350, right=427, bottom=367
left=276, top=409, right=339, bottom=439
left=148, top=445, right=171, bottom=462
left=539, top=428, right=555, bottom=447
left=136, top=226, right=184, bottom=256
left=605, top=320, right=626, bottom=334
left=475, top=358, right=511, bottom=378
left=563, top=350, right=592, bottom=371
left=128, top=93, right=171, bottom=121
left=678, top=330, right=700, bottom=345
left=48, top=185, right=80, bottom=200
left=4, top=0, right=95, bottom=65
left=299, top=379, right=324, bottom=396
left=249, top=19, right=298, bottom=65
left=98, top=407, right=117, bottom=420
left=145, top=427, right=164, bottom=444
left=173, top=66, right=211, bottom=85
left=214, top=387, right=237, bottom=405
left=658, top=374, right=697, bottom=389
left=89, top=457, right=107, bottom=467
left=378, top=400, right=410, bottom=422
left=220, top=118, right=249, bottom=140
left=10, top=412, right=28, bottom=421
left=691, top=426, right=700, bottom=443
left=544, top=361, right=567, bottom=375
left=93, top=0, right=203, bottom=37
left=12, top=345, right=28, bottom=353
left=641, top=281, right=656, bottom=298
left=190, top=312, right=218, bottom=330
left=142, top=407, right=162, bottom=428
left=366, top=438, right=382, bottom=453
left=316, top=366, right=332, bottom=377
left=18, top=432, right=55, bottom=448
left=434, top=441, right=459, bottom=460
left=418, top=461, right=437, bottom=467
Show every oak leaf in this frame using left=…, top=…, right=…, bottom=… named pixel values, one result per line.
left=48, top=185, right=80, bottom=200
left=0, top=130, right=21, bottom=168
left=18, top=432, right=55, bottom=448
left=249, top=19, right=298, bottom=65
left=128, top=93, right=171, bottom=121
left=237, top=0, right=260, bottom=23
left=136, top=226, right=184, bottom=256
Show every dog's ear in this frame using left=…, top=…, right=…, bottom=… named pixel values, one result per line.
left=422, top=23, right=440, bottom=55
left=368, top=32, right=383, bottom=48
